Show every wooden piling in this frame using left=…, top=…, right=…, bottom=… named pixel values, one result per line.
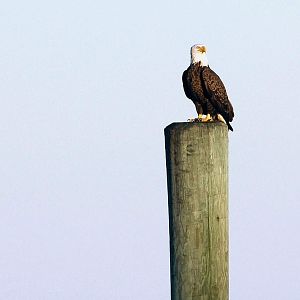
left=165, top=122, right=228, bottom=300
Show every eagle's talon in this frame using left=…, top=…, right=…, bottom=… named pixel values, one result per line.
left=201, top=113, right=213, bottom=122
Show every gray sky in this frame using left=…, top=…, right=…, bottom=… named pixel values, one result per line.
left=1, top=0, right=300, bottom=299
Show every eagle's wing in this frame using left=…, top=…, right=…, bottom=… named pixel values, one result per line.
left=201, top=67, right=234, bottom=122
left=182, top=69, right=193, bottom=100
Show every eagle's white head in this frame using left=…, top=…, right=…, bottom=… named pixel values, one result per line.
left=191, top=44, right=208, bottom=66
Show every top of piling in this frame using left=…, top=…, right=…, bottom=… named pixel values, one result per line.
left=164, top=121, right=227, bottom=134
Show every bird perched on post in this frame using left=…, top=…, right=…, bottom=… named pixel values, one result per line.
left=182, top=44, right=234, bottom=131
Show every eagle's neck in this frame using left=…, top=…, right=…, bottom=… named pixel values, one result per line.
left=191, top=52, right=209, bottom=66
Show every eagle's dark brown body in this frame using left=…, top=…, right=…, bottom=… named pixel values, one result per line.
left=182, top=62, right=234, bottom=131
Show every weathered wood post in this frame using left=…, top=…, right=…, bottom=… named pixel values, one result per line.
left=165, top=122, right=228, bottom=300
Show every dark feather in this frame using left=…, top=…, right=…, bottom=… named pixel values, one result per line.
left=201, top=67, right=234, bottom=122
left=182, top=63, right=234, bottom=131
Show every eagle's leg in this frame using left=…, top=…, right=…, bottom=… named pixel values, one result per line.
left=196, top=104, right=203, bottom=121
left=201, top=113, right=213, bottom=122
left=188, top=105, right=204, bottom=122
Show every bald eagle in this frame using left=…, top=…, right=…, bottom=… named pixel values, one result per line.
left=182, top=44, right=234, bottom=131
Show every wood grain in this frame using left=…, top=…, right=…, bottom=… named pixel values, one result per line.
left=165, top=122, right=228, bottom=300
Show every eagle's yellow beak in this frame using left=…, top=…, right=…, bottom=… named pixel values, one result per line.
left=196, top=46, right=206, bottom=53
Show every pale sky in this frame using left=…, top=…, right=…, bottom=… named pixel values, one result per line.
left=1, top=0, right=300, bottom=299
